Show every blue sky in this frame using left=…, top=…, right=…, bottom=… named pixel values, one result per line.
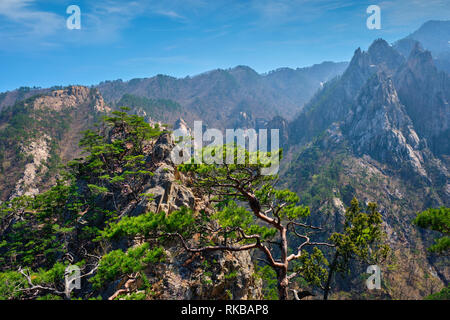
left=0, top=0, right=449, bottom=92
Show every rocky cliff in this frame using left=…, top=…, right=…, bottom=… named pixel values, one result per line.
left=0, top=86, right=109, bottom=200
left=0, top=107, right=263, bottom=300
left=105, top=133, right=262, bottom=300
left=289, top=39, right=404, bottom=145
left=0, top=21, right=448, bottom=300
left=394, top=44, right=450, bottom=157
left=282, top=38, right=449, bottom=299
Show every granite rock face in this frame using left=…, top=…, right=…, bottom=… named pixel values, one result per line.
left=283, top=37, right=449, bottom=299
left=289, top=39, right=404, bottom=145
left=0, top=86, right=110, bottom=200
left=110, top=131, right=262, bottom=300
left=346, top=72, right=429, bottom=178
left=33, top=86, right=109, bottom=113
left=394, top=44, right=450, bottom=156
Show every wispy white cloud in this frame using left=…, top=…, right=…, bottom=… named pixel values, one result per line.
left=0, top=0, right=200, bottom=51
left=0, top=0, right=63, bottom=39
left=155, top=10, right=186, bottom=20
left=0, top=0, right=448, bottom=53
left=247, top=0, right=449, bottom=29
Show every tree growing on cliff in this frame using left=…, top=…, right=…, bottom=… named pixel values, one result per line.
left=0, top=108, right=163, bottom=299
left=413, top=207, right=449, bottom=255
left=413, top=207, right=449, bottom=300
left=323, top=199, right=389, bottom=299
left=153, top=145, right=388, bottom=300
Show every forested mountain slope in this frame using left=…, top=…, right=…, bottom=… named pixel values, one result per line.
left=282, top=38, right=449, bottom=299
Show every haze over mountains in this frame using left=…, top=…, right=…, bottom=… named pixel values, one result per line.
left=394, top=20, right=450, bottom=74
left=0, top=20, right=448, bottom=299
left=96, top=61, right=349, bottom=128
left=279, top=22, right=449, bottom=298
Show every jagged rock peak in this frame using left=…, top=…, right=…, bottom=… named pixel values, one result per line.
left=347, top=71, right=430, bottom=178
left=393, top=38, right=422, bottom=58
left=348, top=47, right=368, bottom=68
left=407, top=43, right=435, bottom=70
left=393, top=40, right=449, bottom=156
left=152, top=132, right=176, bottom=164
left=360, top=71, right=401, bottom=107
left=346, top=39, right=404, bottom=77
left=368, top=38, right=390, bottom=53
left=368, top=38, right=405, bottom=73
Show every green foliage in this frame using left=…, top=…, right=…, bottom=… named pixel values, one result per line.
left=294, top=247, right=329, bottom=288
left=88, top=184, right=109, bottom=196
left=90, top=243, right=165, bottom=289
left=329, top=198, right=390, bottom=270
left=224, top=271, right=238, bottom=280
left=0, top=108, right=165, bottom=299
left=0, top=179, right=79, bottom=268
left=70, top=107, right=160, bottom=200
left=425, top=286, right=450, bottom=300
left=31, top=262, right=67, bottom=286
left=427, top=237, right=450, bottom=254
left=413, top=207, right=449, bottom=254
left=414, top=207, right=450, bottom=234
left=212, top=201, right=277, bottom=242
left=0, top=262, right=67, bottom=300
left=322, top=198, right=390, bottom=299
left=254, top=265, right=278, bottom=300
left=116, top=291, right=147, bottom=300
left=225, top=289, right=233, bottom=299
left=103, top=108, right=161, bottom=152
left=178, top=144, right=282, bottom=181
left=201, top=271, right=213, bottom=285
left=100, top=207, right=196, bottom=241
left=36, top=294, right=64, bottom=300
left=0, top=271, right=27, bottom=300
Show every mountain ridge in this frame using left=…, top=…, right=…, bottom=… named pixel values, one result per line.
left=0, top=20, right=448, bottom=300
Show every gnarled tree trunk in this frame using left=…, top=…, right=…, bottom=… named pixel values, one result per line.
left=277, top=267, right=289, bottom=300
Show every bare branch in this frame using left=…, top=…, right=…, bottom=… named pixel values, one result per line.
left=287, top=221, right=323, bottom=231
left=287, top=272, right=298, bottom=280
left=167, top=232, right=259, bottom=253
left=17, top=267, right=66, bottom=297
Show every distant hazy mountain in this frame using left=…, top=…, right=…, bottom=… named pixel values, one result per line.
left=393, top=44, right=450, bottom=157
left=283, top=35, right=449, bottom=298
left=0, top=61, right=347, bottom=200
left=394, top=20, right=450, bottom=73
left=0, top=87, right=50, bottom=113
left=289, top=39, right=405, bottom=145
left=0, top=20, right=448, bottom=299
left=96, top=62, right=348, bottom=129
left=404, top=20, right=450, bottom=55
